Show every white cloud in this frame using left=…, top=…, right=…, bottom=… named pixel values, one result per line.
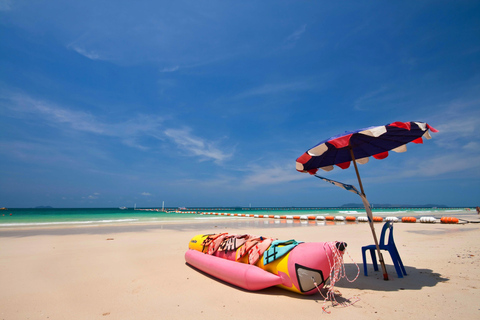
left=88, top=193, right=100, bottom=199
left=434, top=118, right=479, bottom=148
left=430, top=101, right=480, bottom=150
left=354, top=86, right=390, bottom=111
left=235, top=81, right=313, bottom=99
left=285, top=24, right=307, bottom=43
left=5, top=94, right=105, bottom=134
left=141, top=192, right=151, bottom=196
left=164, top=128, right=232, bottom=163
left=401, top=154, right=480, bottom=178
left=242, top=163, right=307, bottom=186
left=2, top=91, right=232, bottom=164
left=67, top=44, right=102, bottom=60
left=463, top=141, right=479, bottom=151
left=160, top=66, right=180, bottom=72
left=0, top=0, right=11, bottom=11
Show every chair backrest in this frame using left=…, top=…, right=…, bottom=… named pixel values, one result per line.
left=379, top=221, right=395, bottom=247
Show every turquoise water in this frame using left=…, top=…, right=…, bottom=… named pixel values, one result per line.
left=0, top=207, right=471, bottom=228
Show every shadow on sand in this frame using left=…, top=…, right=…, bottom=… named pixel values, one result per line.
left=185, top=261, right=448, bottom=303
left=335, top=263, right=449, bottom=291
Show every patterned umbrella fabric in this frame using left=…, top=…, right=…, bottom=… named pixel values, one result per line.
left=295, top=121, right=438, bottom=280
left=296, top=121, right=438, bottom=174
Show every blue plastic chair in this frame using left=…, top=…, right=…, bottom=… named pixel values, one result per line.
left=362, top=221, right=407, bottom=278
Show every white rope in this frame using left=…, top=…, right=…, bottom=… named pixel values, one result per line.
left=314, top=242, right=360, bottom=313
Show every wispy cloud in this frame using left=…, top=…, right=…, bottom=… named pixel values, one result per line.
left=68, top=44, right=102, bottom=60
left=141, top=192, right=151, bottom=196
left=435, top=118, right=478, bottom=148
left=235, top=81, right=313, bottom=99
left=4, top=93, right=106, bottom=134
left=160, top=66, right=180, bottom=73
left=354, top=86, right=391, bottom=111
left=430, top=98, right=480, bottom=150
left=164, top=128, right=232, bottom=163
left=242, top=163, right=307, bottom=186
left=285, top=24, right=307, bottom=44
left=2, top=91, right=233, bottom=164
left=0, top=0, right=11, bottom=11
left=401, top=154, right=480, bottom=178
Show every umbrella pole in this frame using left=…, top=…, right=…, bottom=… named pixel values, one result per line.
left=349, top=147, right=389, bottom=281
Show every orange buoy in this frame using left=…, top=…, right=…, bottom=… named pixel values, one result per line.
left=441, top=217, right=459, bottom=224
left=325, top=216, right=334, bottom=221
left=280, top=215, right=286, bottom=219
left=307, top=216, right=316, bottom=220
left=372, top=216, right=383, bottom=222
left=258, top=215, right=264, bottom=218
left=268, top=215, right=274, bottom=219
left=402, top=217, right=417, bottom=223
left=293, top=216, right=300, bottom=220
left=345, top=216, right=356, bottom=221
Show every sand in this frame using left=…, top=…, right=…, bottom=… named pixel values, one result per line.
left=1, top=215, right=479, bottom=319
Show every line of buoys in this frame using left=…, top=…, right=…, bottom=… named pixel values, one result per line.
left=196, top=212, right=462, bottom=225
left=441, top=217, right=459, bottom=224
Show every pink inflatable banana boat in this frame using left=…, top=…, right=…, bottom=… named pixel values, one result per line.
left=185, top=233, right=347, bottom=295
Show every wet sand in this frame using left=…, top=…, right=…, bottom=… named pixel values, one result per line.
left=1, top=214, right=479, bottom=319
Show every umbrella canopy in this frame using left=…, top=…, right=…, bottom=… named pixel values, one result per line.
left=295, top=121, right=438, bottom=280
left=296, top=121, right=438, bottom=174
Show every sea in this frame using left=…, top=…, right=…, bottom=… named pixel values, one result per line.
left=0, top=207, right=472, bottom=229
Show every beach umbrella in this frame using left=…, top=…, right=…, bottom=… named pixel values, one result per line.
left=296, top=121, right=438, bottom=280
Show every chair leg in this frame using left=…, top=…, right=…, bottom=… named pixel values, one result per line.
left=390, top=251, right=404, bottom=278
left=370, top=249, right=378, bottom=271
left=391, top=247, right=407, bottom=276
left=362, top=247, right=368, bottom=276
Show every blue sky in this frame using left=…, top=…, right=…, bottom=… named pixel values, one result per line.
left=1, top=1, right=479, bottom=208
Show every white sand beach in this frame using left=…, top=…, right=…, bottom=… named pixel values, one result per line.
left=1, top=214, right=479, bottom=319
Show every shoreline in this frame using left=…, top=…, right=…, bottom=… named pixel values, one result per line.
left=0, top=210, right=477, bottom=235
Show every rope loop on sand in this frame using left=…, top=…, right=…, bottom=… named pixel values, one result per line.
left=315, top=242, right=361, bottom=313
